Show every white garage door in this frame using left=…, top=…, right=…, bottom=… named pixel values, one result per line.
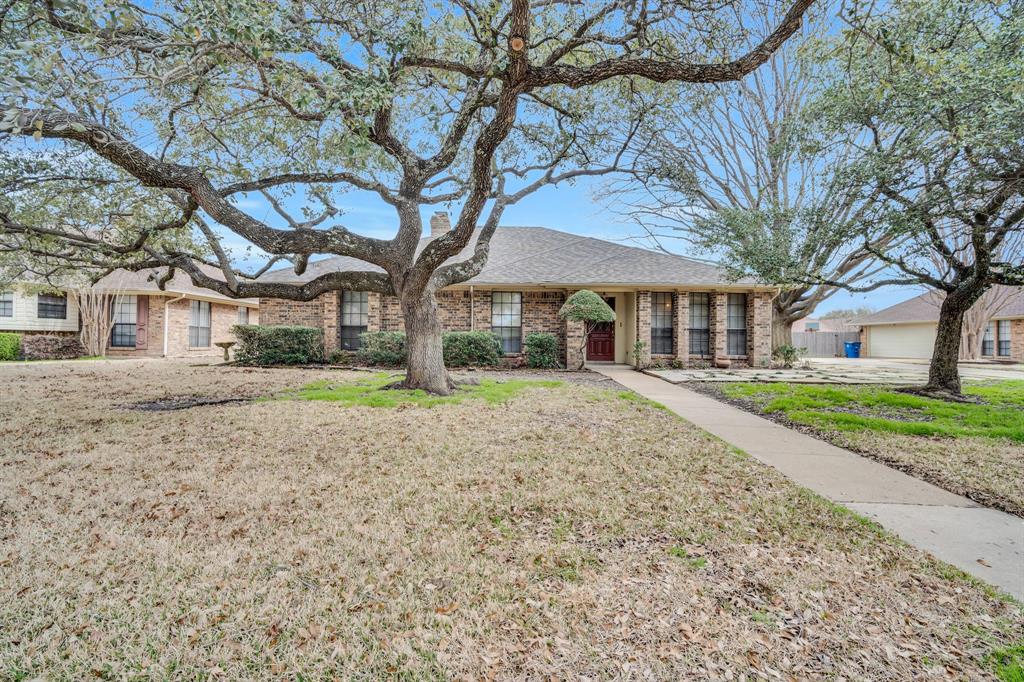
left=867, top=323, right=937, bottom=359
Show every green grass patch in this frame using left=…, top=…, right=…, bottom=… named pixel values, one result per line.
left=617, top=390, right=670, bottom=411
left=284, top=373, right=563, bottom=408
left=987, top=642, right=1024, bottom=682
left=720, top=381, right=1024, bottom=442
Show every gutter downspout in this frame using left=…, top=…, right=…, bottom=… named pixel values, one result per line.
left=163, top=294, right=187, bottom=357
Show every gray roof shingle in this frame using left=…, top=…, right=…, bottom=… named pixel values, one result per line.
left=259, top=226, right=765, bottom=288
left=856, top=285, right=1024, bottom=325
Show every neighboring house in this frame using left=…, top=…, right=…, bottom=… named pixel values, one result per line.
left=258, top=213, right=776, bottom=367
left=0, top=264, right=259, bottom=357
left=792, top=317, right=860, bottom=333
left=856, top=286, right=1024, bottom=361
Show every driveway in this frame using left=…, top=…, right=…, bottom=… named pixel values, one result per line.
left=649, top=356, right=1024, bottom=384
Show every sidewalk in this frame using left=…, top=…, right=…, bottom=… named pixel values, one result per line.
left=592, top=365, right=1024, bottom=599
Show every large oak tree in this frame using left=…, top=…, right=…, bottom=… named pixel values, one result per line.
left=610, top=6, right=890, bottom=349
left=0, top=0, right=813, bottom=393
left=818, top=0, right=1023, bottom=398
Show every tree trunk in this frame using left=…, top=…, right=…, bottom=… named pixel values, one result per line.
left=771, top=315, right=793, bottom=350
left=400, top=289, right=453, bottom=395
left=923, top=286, right=985, bottom=396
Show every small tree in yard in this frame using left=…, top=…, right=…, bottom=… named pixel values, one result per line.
left=0, top=0, right=815, bottom=394
left=558, top=290, right=615, bottom=370
left=817, top=0, right=1024, bottom=399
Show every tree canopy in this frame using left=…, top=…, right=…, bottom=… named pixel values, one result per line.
left=558, top=289, right=615, bottom=324
left=0, top=0, right=815, bottom=392
left=816, top=0, right=1024, bottom=395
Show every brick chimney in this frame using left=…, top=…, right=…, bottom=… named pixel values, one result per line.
left=429, top=211, right=451, bottom=238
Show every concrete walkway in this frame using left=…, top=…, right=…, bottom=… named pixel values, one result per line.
left=592, top=365, right=1024, bottom=599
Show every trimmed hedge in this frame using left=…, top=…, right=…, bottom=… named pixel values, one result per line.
left=356, top=330, right=503, bottom=367
left=524, top=332, right=560, bottom=368
left=232, top=325, right=325, bottom=365
left=442, top=331, right=502, bottom=367
left=356, top=331, right=408, bottom=366
left=21, top=334, right=83, bottom=360
left=0, top=332, right=21, bottom=361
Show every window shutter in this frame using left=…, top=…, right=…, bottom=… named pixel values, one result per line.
left=135, top=296, right=149, bottom=349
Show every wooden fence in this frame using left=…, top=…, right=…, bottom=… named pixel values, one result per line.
left=793, top=331, right=862, bottom=358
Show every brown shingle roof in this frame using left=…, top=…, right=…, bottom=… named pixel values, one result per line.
left=856, top=286, right=1024, bottom=325
left=94, top=263, right=259, bottom=306
left=260, top=226, right=768, bottom=289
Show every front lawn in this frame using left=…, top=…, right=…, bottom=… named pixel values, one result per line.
left=715, top=381, right=1024, bottom=515
left=1, top=361, right=1021, bottom=679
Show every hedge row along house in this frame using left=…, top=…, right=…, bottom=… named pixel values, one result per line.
left=0, top=263, right=259, bottom=357
left=258, top=213, right=775, bottom=368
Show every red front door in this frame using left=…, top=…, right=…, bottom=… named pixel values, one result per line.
left=587, top=297, right=615, bottom=361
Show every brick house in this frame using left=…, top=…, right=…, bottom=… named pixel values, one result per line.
left=0, top=263, right=259, bottom=357
left=258, top=214, right=776, bottom=368
left=857, top=286, right=1024, bottom=361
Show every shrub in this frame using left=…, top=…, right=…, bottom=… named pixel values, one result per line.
left=524, top=332, right=560, bottom=368
left=0, top=332, right=21, bottom=361
left=232, top=325, right=325, bottom=365
left=356, top=331, right=407, bottom=366
left=442, top=331, right=502, bottom=367
left=20, top=334, right=83, bottom=360
left=773, top=344, right=804, bottom=369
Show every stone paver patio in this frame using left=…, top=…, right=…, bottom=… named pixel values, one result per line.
left=649, top=357, right=1024, bottom=384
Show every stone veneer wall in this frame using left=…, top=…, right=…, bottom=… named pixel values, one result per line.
left=1011, top=319, right=1024, bottom=362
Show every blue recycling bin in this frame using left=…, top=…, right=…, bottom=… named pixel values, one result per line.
left=844, top=341, right=862, bottom=359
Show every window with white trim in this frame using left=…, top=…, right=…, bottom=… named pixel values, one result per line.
left=38, top=293, right=67, bottom=319
left=997, top=320, right=1011, bottom=357
left=726, top=293, right=748, bottom=356
left=110, top=295, right=137, bottom=348
left=0, top=291, right=12, bottom=317
left=189, top=300, right=212, bottom=347
left=237, top=306, right=249, bottom=325
left=491, top=292, right=522, bottom=354
left=982, top=322, right=995, bottom=356
left=340, top=291, right=369, bottom=350
left=688, top=293, right=710, bottom=356
left=651, top=292, right=674, bottom=355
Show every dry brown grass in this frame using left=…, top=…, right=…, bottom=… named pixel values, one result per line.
left=829, top=430, right=1024, bottom=517
left=1, top=359, right=1021, bottom=679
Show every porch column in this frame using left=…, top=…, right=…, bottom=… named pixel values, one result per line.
left=635, top=290, right=651, bottom=366
left=748, top=291, right=772, bottom=366
left=563, top=289, right=585, bottom=368
left=674, top=291, right=688, bottom=362
left=711, top=292, right=728, bottom=362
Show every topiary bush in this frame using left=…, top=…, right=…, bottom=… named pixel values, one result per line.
left=0, top=332, right=21, bottom=361
left=442, top=331, right=502, bottom=367
left=524, top=332, right=560, bottom=368
left=20, top=334, right=83, bottom=360
left=356, top=331, right=407, bottom=366
left=232, top=325, right=325, bottom=365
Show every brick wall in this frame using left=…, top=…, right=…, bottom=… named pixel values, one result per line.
left=1012, top=319, right=1024, bottom=362
left=107, top=296, right=257, bottom=358
left=711, top=292, right=728, bottom=361
left=635, top=290, right=651, bottom=365
left=258, top=287, right=774, bottom=369
left=747, top=291, right=772, bottom=366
